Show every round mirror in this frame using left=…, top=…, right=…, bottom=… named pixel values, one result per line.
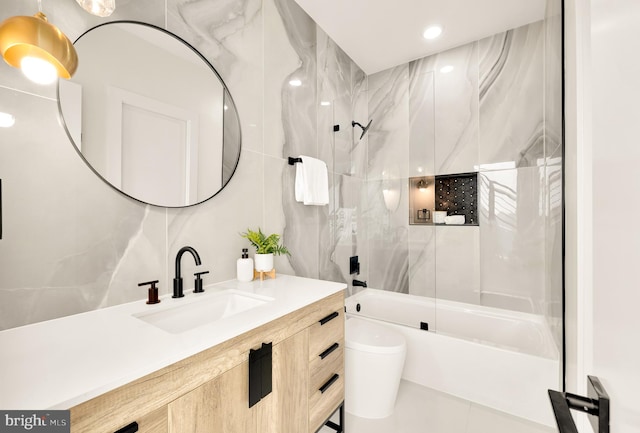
left=58, top=21, right=241, bottom=207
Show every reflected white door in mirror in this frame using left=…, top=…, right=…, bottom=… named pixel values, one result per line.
left=58, top=21, right=241, bottom=207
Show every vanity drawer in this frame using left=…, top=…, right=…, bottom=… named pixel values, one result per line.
left=308, top=308, right=344, bottom=361
left=308, top=366, right=344, bottom=433
left=309, top=342, right=343, bottom=395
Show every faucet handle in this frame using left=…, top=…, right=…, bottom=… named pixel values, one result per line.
left=194, top=271, right=210, bottom=293
left=139, top=280, right=160, bottom=304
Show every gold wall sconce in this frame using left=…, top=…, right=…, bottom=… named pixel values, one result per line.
left=0, top=2, right=78, bottom=85
left=416, top=178, right=428, bottom=191
left=409, top=176, right=434, bottom=225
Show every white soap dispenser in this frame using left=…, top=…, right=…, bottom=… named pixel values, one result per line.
left=237, top=248, right=254, bottom=282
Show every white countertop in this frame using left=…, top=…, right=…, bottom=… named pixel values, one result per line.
left=0, top=275, right=346, bottom=410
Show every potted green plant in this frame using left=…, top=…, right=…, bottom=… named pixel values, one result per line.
left=240, top=228, right=290, bottom=271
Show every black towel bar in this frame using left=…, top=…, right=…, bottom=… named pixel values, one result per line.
left=288, top=157, right=303, bottom=165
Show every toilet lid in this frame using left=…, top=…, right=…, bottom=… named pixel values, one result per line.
left=345, top=317, right=406, bottom=354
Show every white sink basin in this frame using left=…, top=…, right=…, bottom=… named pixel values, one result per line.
left=134, top=290, right=273, bottom=334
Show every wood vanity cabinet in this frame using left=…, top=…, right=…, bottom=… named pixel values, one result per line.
left=69, top=291, right=344, bottom=433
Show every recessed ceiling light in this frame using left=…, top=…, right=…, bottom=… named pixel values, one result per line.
left=0, top=112, right=15, bottom=128
left=289, top=79, right=302, bottom=87
left=320, top=101, right=331, bottom=106
left=440, top=65, right=454, bottom=74
left=423, top=26, right=443, bottom=40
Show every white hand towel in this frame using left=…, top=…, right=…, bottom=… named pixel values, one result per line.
left=444, top=215, right=465, bottom=225
left=294, top=155, right=329, bottom=206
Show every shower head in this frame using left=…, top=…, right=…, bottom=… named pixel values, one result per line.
left=352, top=119, right=372, bottom=140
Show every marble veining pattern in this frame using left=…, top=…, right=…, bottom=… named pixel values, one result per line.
left=0, top=0, right=562, bottom=343
left=364, top=179, right=409, bottom=293
left=0, top=0, right=364, bottom=330
left=479, top=21, right=544, bottom=168
left=367, top=65, right=410, bottom=181
left=410, top=42, right=480, bottom=175
left=408, top=69, right=435, bottom=177
left=270, top=0, right=321, bottom=278
left=365, top=19, right=556, bottom=317
left=0, top=85, right=165, bottom=329
left=169, top=0, right=264, bottom=152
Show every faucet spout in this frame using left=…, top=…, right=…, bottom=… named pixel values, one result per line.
left=352, top=279, right=367, bottom=288
left=173, top=246, right=201, bottom=298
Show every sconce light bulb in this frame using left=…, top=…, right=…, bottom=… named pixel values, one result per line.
left=416, top=179, right=428, bottom=191
left=20, top=57, right=57, bottom=85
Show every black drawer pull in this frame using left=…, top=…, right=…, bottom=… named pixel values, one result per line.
left=114, top=422, right=138, bottom=433
left=319, top=373, right=340, bottom=394
left=319, top=342, right=340, bottom=360
left=319, top=311, right=339, bottom=325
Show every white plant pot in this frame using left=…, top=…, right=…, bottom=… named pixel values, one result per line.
left=254, top=253, right=274, bottom=272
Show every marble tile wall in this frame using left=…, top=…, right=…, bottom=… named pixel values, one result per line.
left=365, top=19, right=561, bottom=318
left=0, top=0, right=365, bottom=329
left=0, top=0, right=561, bottom=331
left=364, top=65, right=410, bottom=294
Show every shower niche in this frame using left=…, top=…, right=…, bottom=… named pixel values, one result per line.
left=409, top=172, right=478, bottom=226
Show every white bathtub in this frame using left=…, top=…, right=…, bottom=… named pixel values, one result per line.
left=345, top=289, right=559, bottom=426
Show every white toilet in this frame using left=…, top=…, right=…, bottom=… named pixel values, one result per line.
left=345, top=317, right=407, bottom=419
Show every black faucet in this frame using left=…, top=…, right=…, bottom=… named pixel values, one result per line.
left=173, top=246, right=201, bottom=298
left=352, top=279, right=367, bottom=288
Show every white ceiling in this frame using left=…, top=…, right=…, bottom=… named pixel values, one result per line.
left=293, top=0, right=545, bottom=75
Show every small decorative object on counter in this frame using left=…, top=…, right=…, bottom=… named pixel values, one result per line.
left=237, top=248, right=254, bottom=282
left=240, top=228, right=290, bottom=279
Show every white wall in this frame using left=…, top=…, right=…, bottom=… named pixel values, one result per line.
left=567, top=0, right=640, bottom=431
left=590, top=0, right=640, bottom=430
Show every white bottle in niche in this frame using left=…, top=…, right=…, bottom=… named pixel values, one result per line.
left=237, top=248, right=254, bottom=282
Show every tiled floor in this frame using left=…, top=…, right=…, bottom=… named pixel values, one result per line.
left=319, top=380, right=556, bottom=433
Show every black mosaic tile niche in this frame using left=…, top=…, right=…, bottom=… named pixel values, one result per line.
left=435, top=172, right=478, bottom=225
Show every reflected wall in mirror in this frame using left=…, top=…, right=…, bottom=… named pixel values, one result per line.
left=58, top=21, right=241, bottom=207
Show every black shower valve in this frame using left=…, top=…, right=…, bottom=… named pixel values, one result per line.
left=350, top=256, right=360, bottom=275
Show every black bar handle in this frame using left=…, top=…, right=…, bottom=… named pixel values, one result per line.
left=549, top=390, right=579, bottom=433
left=319, top=311, right=339, bottom=325
left=548, top=375, right=610, bottom=433
left=319, top=342, right=340, bottom=360
left=319, top=373, right=339, bottom=394
left=288, top=157, right=303, bottom=165
left=114, top=422, right=139, bottom=433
